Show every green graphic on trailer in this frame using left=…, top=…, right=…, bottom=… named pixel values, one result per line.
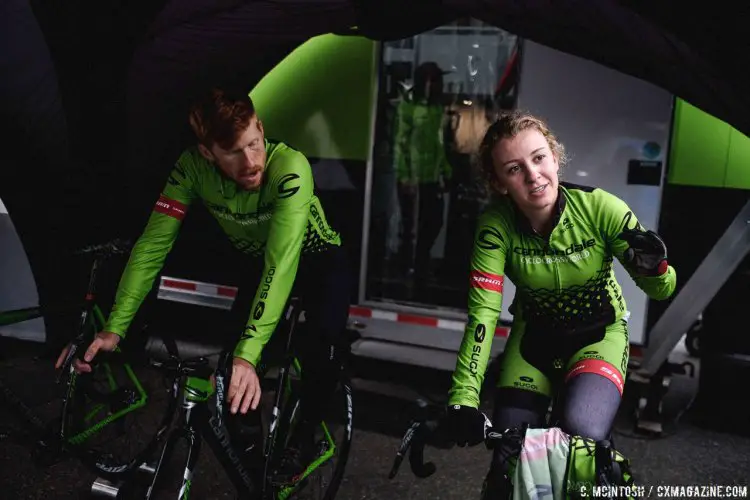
left=250, top=34, right=377, bottom=162
left=668, top=99, right=750, bottom=190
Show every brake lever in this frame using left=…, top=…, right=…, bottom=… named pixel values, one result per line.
left=56, top=342, right=82, bottom=384
left=388, top=419, right=422, bottom=479
left=408, top=419, right=437, bottom=478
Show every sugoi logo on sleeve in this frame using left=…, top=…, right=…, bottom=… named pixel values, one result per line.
left=253, top=301, right=265, bottom=320
left=470, top=270, right=504, bottom=293
left=252, top=266, right=277, bottom=321
left=474, top=324, right=486, bottom=343
left=469, top=320, right=485, bottom=375
left=153, top=195, right=187, bottom=220
left=277, top=173, right=301, bottom=199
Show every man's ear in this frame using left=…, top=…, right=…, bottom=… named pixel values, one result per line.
left=197, top=143, right=215, bottom=162
left=256, top=117, right=264, bottom=136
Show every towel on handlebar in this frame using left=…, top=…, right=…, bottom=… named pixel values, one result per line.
left=512, top=427, right=570, bottom=500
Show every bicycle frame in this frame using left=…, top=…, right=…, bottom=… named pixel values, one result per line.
left=145, top=367, right=330, bottom=499
left=267, top=358, right=342, bottom=500
left=144, top=369, right=257, bottom=499
left=144, top=301, right=342, bottom=500
left=0, top=305, right=46, bottom=327
left=58, top=255, right=150, bottom=449
left=0, top=243, right=149, bottom=467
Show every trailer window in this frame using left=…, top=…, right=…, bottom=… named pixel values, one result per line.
left=364, top=18, right=522, bottom=310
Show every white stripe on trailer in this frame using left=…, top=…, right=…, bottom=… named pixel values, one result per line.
left=437, top=319, right=465, bottom=331
left=371, top=309, right=398, bottom=321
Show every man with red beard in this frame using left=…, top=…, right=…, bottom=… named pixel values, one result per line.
left=56, top=87, right=350, bottom=480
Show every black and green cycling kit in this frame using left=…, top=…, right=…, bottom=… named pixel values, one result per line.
left=104, top=139, right=341, bottom=365
left=449, top=183, right=676, bottom=408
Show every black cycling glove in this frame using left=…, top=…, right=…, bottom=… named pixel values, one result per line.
left=446, top=404, right=491, bottom=447
left=618, top=228, right=668, bottom=277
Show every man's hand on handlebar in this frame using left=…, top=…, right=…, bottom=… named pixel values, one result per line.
left=55, top=331, right=121, bottom=374
left=227, top=357, right=261, bottom=415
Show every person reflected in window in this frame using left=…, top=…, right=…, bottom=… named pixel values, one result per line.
left=393, top=62, right=453, bottom=296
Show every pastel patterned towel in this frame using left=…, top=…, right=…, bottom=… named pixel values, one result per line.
left=512, top=427, right=571, bottom=500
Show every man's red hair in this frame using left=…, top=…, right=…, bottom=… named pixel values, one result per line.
left=188, top=87, right=256, bottom=150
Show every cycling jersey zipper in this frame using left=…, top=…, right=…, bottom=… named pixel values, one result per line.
left=529, top=232, right=561, bottom=290
left=546, top=226, right=563, bottom=291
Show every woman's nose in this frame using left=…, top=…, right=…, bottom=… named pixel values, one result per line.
left=524, top=165, right=540, bottom=182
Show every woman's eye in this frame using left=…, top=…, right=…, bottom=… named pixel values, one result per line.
left=534, top=154, right=546, bottom=163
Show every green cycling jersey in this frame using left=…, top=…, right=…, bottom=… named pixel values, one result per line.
left=449, top=182, right=676, bottom=408
left=393, top=97, right=452, bottom=185
left=104, top=139, right=341, bottom=365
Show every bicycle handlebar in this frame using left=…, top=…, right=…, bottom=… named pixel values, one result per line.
left=388, top=419, right=436, bottom=479
left=389, top=415, right=521, bottom=480
left=74, top=238, right=134, bottom=259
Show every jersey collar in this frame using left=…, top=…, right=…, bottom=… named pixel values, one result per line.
left=512, top=186, right=567, bottom=237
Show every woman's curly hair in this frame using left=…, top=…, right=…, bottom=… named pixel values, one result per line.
left=475, top=109, right=568, bottom=193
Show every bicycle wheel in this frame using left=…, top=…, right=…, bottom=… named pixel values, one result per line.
left=59, top=308, right=178, bottom=478
left=0, top=340, right=61, bottom=451
left=263, top=360, right=353, bottom=500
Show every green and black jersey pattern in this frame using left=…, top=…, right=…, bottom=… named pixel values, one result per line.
left=449, top=183, right=676, bottom=408
left=104, top=139, right=341, bottom=366
left=514, top=253, right=619, bottom=334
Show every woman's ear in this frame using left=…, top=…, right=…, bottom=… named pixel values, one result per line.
left=490, top=176, right=508, bottom=195
left=551, top=150, right=562, bottom=175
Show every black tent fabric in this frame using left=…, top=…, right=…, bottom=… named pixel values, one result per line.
left=2, top=0, right=749, bottom=346
left=125, top=1, right=361, bottom=193
left=1, top=0, right=75, bottom=346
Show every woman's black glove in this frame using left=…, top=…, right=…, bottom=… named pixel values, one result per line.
left=618, top=228, right=668, bottom=276
left=445, top=404, right=492, bottom=447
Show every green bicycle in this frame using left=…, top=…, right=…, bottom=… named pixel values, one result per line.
left=0, top=239, right=175, bottom=479
left=103, top=296, right=354, bottom=499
